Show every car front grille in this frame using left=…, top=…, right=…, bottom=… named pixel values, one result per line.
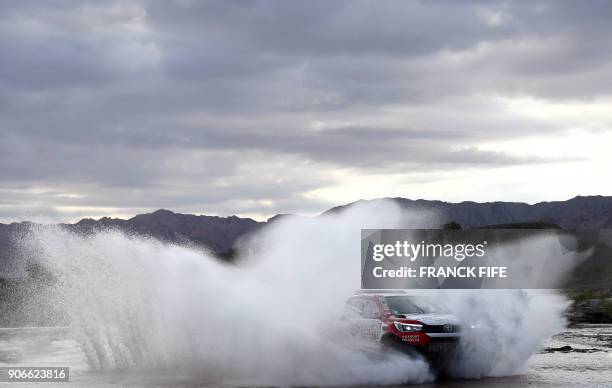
left=422, top=324, right=461, bottom=333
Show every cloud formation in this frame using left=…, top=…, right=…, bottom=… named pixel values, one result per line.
left=1, top=0, right=611, bottom=222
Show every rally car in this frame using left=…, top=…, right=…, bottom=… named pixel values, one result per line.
left=327, top=290, right=461, bottom=365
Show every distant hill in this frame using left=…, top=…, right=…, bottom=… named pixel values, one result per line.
left=2, top=196, right=612, bottom=325
left=325, top=196, right=612, bottom=229
left=2, top=195, right=612, bottom=276
left=64, top=209, right=264, bottom=254
left=0, top=210, right=264, bottom=278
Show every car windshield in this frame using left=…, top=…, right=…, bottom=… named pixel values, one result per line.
left=384, top=296, right=450, bottom=315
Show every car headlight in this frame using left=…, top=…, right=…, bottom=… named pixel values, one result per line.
left=394, top=322, right=423, bottom=332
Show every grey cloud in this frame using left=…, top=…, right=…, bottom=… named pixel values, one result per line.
left=0, top=121, right=549, bottom=186
left=0, top=34, right=119, bottom=89
left=147, top=1, right=507, bottom=57
left=0, top=156, right=334, bottom=223
left=0, top=0, right=610, bottom=221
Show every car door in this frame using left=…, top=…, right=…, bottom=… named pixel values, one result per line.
left=342, top=297, right=365, bottom=338
left=359, top=299, right=384, bottom=341
left=341, top=297, right=385, bottom=342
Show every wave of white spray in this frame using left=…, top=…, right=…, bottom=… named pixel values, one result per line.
left=24, top=201, right=435, bottom=385
left=21, top=201, right=569, bottom=384
left=443, top=289, right=568, bottom=378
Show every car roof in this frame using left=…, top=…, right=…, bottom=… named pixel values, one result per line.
left=352, top=290, right=419, bottom=298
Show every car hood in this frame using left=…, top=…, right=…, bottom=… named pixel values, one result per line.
left=394, top=313, right=460, bottom=326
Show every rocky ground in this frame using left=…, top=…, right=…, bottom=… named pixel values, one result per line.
left=565, top=289, right=612, bottom=324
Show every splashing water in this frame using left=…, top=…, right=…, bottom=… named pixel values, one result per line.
left=19, top=201, right=568, bottom=385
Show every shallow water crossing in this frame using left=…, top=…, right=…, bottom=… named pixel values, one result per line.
left=1, top=325, right=611, bottom=387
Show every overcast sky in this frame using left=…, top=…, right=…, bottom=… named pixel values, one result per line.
left=1, top=0, right=612, bottom=223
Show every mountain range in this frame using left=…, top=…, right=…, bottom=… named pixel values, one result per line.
left=2, top=195, right=612, bottom=275
left=327, top=195, right=612, bottom=229
left=2, top=195, right=612, bottom=325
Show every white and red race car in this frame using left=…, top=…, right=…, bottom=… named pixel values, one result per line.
left=326, top=290, right=462, bottom=365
